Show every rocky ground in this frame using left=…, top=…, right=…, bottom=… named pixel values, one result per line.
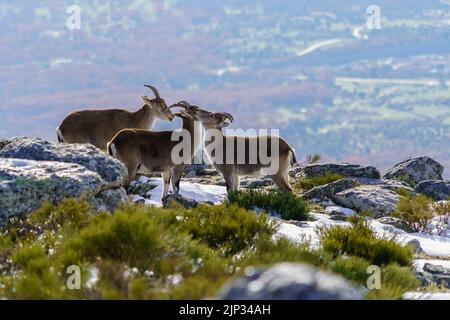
left=1, top=136, right=449, bottom=299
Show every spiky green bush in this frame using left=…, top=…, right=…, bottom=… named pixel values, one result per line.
left=227, top=190, right=310, bottom=221
left=294, top=173, right=343, bottom=191
left=319, top=218, right=413, bottom=267
left=0, top=199, right=418, bottom=300
left=179, top=203, right=276, bottom=255
left=394, top=196, right=450, bottom=236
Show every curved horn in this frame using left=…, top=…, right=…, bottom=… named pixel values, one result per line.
left=144, top=85, right=160, bottom=99
left=169, top=100, right=191, bottom=109
left=221, top=112, right=234, bottom=123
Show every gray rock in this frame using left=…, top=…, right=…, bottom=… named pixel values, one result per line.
left=241, top=177, right=274, bottom=189
left=219, top=263, right=362, bottom=300
left=333, top=185, right=400, bottom=217
left=184, top=164, right=219, bottom=177
left=91, top=187, right=128, bottom=212
left=415, top=180, right=450, bottom=201
left=0, top=138, right=11, bottom=151
left=0, top=158, right=102, bottom=224
left=414, top=263, right=450, bottom=289
left=293, top=162, right=380, bottom=179
left=357, top=178, right=415, bottom=193
left=324, top=206, right=356, bottom=217
left=406, top=239, right=423, bottom=254
left=0, top=137, right=127, bottom=188
left=302, top=177, right=414, bottom=202
left=423, top=263, right=450, bottom=276
left=377, top=216, right=414, bottom=233
left=383, top=156, right=444, bottom=187
left=302, top=179, right=358, bottom=200
left=162, top=194, right=214, bottom=209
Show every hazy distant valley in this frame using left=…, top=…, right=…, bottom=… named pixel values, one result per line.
left=0, top=0, right=449, bottom=175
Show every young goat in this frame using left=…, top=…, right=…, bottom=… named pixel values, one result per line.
left=57, top=85, right=174, bottom=150
left=107, top=102, right=205, bottom=198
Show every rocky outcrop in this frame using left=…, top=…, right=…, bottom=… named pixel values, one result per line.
left=241, top=177, right=274, bottom=189
left=91, top=187, right=128, bottom=212
left=291, top=162, right=380, bottom=179
left=0, top=137, right=129, bottom=225
left=302, top=177, right=413, bottom=202
left=0, top=158, right=103, bottom=224
left=415, top=180, right=450, bottom=201
left=302, top=179, right=358, bottom=200
left=356, top=178, right=414, bottom=192
left=377, top=216, right=414, bottom=233
left=334, top=185, right=400, bottom=217
left=414, top=263, right=450, bottom=289
left=219, top=263, right=362, bottom=300
left=383, top=156, right=444, bottom=187
left=184, top=164, right=219, bottom=177
left=0, top=137, right=127, bottom=187
left=0, top=138, right=11, bottom=151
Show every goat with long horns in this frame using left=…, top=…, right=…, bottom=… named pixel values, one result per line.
left=56, top=85, right=174, bottom=150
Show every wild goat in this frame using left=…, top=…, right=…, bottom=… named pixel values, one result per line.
left=107, top=102, right=205, bottom=198
left=56, top=85, right=174, bottom=150
left=189, top=107, right=297, bottom=192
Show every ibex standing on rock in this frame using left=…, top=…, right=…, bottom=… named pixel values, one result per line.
left=190, top=108, right=297, bottom=192
left=56, top=85, right=174, bottom=150
left=107, top=102, right=206, bottom=198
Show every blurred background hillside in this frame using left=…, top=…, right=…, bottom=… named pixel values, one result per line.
left=0, top=0, right=449, bottom=175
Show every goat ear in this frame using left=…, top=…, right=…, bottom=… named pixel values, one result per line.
left=141, top=96, right=153, bottom=107
left=172, top=112, right=182, bottom=118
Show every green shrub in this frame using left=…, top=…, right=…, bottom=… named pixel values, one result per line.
left=320, top=219, right=413, bottom=267
left=294, top=173, right=343, bottom=191
left=392, top=174, right=417, bottom=187
left=365, top=264, right=419, bottom=300
left=306, top=153, right=321, bottom=164
left=329, top=256, right=372, bottom=285
left=60, top=209, right=166, bottom=271
left=434, top=201, right=450, bottom=236
left=393, top=188, right=411, bottom=197
left=227, top=190, right=310, bottom=221
left=394, top=194, right=435, bottom=233
left=180, top=204, right=275, bottom=256
left=0, top=199, right=418, bottom=300
left=241, top=235, right=325, bottom=267
left=29, top=199, right=92, bottom=231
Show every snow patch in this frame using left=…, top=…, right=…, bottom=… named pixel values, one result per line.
left=11, top=159, right=31, bottom=167
left=403, top=292, right=450, bottom=300
left=133, top=178, right=227, bottom=207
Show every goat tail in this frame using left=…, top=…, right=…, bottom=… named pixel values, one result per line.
left=107, top=141, right=116, bottom=158
left=56, top=128, right=64, bottom=143
left=290, top=148, right=297, bottom=167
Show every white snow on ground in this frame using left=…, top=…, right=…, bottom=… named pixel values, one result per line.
left=403, top=292, right=450, bottom=300
left=273, top=213, right=450, bottom=257
left=11, top=159, right=31, bottom=167
left=131, top=180, right=450, bottom=257
left=133, top=178, right=227, bottom=207
left=275, top=214, right=350, bottom=247
left=324, top=206, right=356, bottom=217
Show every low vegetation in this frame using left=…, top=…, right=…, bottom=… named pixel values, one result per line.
left=320, top=217, right=413, bottom=267
left=293, top=173, right=343, bottom=192
left=306, top=153, right=321, bottom=164
left=394, top=194, right=450, bottom=235
left=0, top=199, right=418, bottom=300
left=226, top=189, right=311, bottom=221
